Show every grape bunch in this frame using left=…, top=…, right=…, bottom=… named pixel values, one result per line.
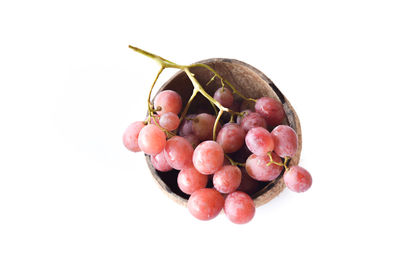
left=123, top=86, right=312, bottom=224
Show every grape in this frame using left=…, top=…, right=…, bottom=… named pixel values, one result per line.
left=245, top=152, right=283, bottom=181
left=138, top=124, right=166, bottom=155
left=183, top=134, right=200, bottom=148
left=236, top=109, right=251, bottom=125
left=245, top=127, right=274, bottom=156
left=193, top=141, right=224, bottom=175
left=122, top=121, right=145, bottom=152
left=271, top=125, right=298, bottom=157
left=240, top=112, right=267, bottom=132
left=224, top=191, right=255, bottom=224
left=177, top=167, right=208, bottom=195
left=283, top=166, right=312, bottom=193
left=159, top=112, right=180, bottom=131
left=178, top=114, right=196, bottom=136
left=192, top=113, right=221, bottom=141
left=237, top=168, right=266, bottom=196
left=231, top=143, right=252, bottom=164
left=216, top=123, right=246, bottom=153
left=240, top=100, right=255, bottom=111
left=154, top=90, right=182, bottom=115
left=151, top=151, right=172, bottom=172
left=213, top=165, right=242, bottom=194
left=213, top=87, right=234, bottom=108
left=255, top=97, right=285, bottom=127
left=187, top=188, right=224, bottom=221
left=164, top=136, right=194, bottom=170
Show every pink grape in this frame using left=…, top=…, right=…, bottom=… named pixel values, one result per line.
left=216, top=123, right=246, bottom=153
left=236, top=109, right=251, bottom=125
left=192, top=113, right=221, bottom=141
left=151, top=151, right=172, bottom=172
left=283, top=166, right=312, bottom=193
left=213, top=165, right=242, bottom=194
left=177, top=167, right=208, bottom=195
left=159, top=112, right=180, bottom=131
left=224, top=191, right=255, bottom=224
left=183, top=134, right=200, bottom=148
left=163, top=136, right=194, bottom=170
left=255, top=97, right=285, bottom=127
left=271, top=125, right=298, bottom=157
left=237, top=168, right=265, bottom=196
left=213, top=87, right=234, bottom=108
left=187, top=188, right=224, bottom=221
left=193, top=141, right=224, bottom=175
left=179, top=114, right=196, bottom=136
left=245, top=152, right=283, bottom=181
left=138, top=124, right=166, bottom=156
left=154, top=90, right=182, bottom=115
left=122, top=121, right=145, bottom=152
left=245, top=127, right=274, bottom=156
left=240, top=112, right=267, bottom=132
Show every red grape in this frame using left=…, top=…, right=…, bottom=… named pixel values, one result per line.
left=240, top=112, right=267, bottom=132
left=154, top=90, right=182, bottom=115
left=213, top=87, right=234, bottom=108
left=138, top=124, right=166, bottom=156
left=255, top=97, right=285, bottom=127
left=237, top=168, right=265, bottom=196
left=177, top=167, right=208, bottom=195
left=193, top=141, right=224, bottom=175
left=183, top=134, right=200, bottom=148
left=159, top=112, right=180, bottom=131
left=236, top=109, right=251, bottom=125
left=123, top=121, right=145, bottom=152
left=187, top=188, right=224, bottom=221
left=283, top=166, right=312, bottom=193
left=216, top=123, right=246, bottom=153
left=164, top=136, right=194, bottom=170
left=245, top=127, right=274, bottom=156
left=245, top=152, right=283, bottom=181
left=271, top=125, right=298, bottom=157
left=224, top=191, right=255, bottom=224
left=178, top=114, right=196, bottom=136
left=151, top=151, right=172, bottom=172
left=192, top=113, right=221, bottom=141
left=213, top=165, right=242, bottom=194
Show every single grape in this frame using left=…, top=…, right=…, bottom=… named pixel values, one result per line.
left=271, top=125, right=298, bottom=157
left=151, top=151, right=172, bottom=172
left=245, top=152, right=283, bottom=181
left=138, top=124, right=166, bottom=156
left=237, top=168, right=266, bottom=196
left=240, top=112, right=267, bottom=132
left=122, top=121, right=145, bottom=152
left=236, top=109, right=251, bottom=125
left=192, top=113, right=221, bottom=141
left=213, top=165, right=242, bottom=194
left=159, top=112, right=180, bottom=131
left=245, top=127, right=274, bottom=156
left=216, top=123, right=246, bottom=153
left=224, top=191, right=255, bottom=224
left=178, top=114, right=196, bottom=136
left=187, top=188, right=224, bottom=221
left=213, top=87, right=234, bottom=108
left=164, top=136, right=194, bottom=170
left=154, top=90, right=182, bottom=115
left=193, top=141, right=224, bottom=175
left=177, top=167, right=208, bottom=195
left=255, top=97, right=285, bottom=127
left=283, top=166, right=312, bottom=193
left=183, top=134, right=200, bottom=148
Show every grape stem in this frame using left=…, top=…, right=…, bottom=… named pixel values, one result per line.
left=266, top=152, right=290, bottom=171
left=225, top=154, right=246, bottom=167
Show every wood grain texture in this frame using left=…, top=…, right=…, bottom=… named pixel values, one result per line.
left=145, top=58, right=302, bottom=208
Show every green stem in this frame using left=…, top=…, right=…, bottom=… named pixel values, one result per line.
left=213, top=110, right=223, bottom=141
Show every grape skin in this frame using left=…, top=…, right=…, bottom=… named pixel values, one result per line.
left=159, top=112, right=180, bottom=131
left=187, top=188, right=224, bottom=221
left=193, top=141, right=224, bottom=175
left=224, top=191, right=255, bottom=224
left=237, top=168, right=266, bottom=196
left=178, top=114, right=196, bottom=136
left=192, top=113, right=221, bottom=141
left=183, top=134, right=200, bottom=148
left=245, top=152, right=283, bottom=181
left=271, top=125, right=298, bottom=157
left=163, top=136, right=194, bottom=170
left=213, top=87, right=234, bottom=108
left=240, top=112, right=267, bottom=132
left=154, top=90, right=182, bottom=115
left=177, top=167, right=208, bottom=195
left=255, top=97, right=285, bottom=127
left=245, top=127, right=275, bottom=156
left=151, top=151, right=172, bottom=172
left=236, top=109, right=251, bottom=125
left=213, top=165, right=242, bottom=194
left=283, top=166, right=312, bottom=193
left=138, top=124, right=166, bottom=156
left=123, top=121, right=145, bottom=152
left=216, top=123, right=246, bottom=153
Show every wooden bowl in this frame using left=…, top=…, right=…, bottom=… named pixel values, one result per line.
left=145, top=58, right=302, bottom=208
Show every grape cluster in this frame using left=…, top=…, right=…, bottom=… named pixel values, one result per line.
left=123, top=87, right=312, bottom=224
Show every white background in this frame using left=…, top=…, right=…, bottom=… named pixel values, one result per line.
left=1, top=0, right=399, bottom=266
